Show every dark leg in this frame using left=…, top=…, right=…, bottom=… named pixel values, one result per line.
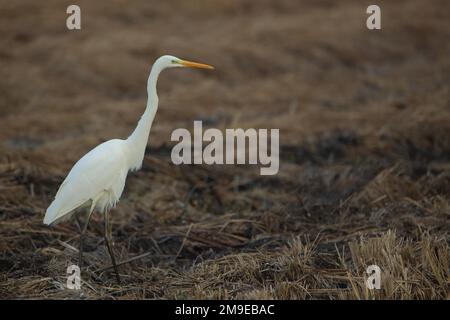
left=78, top=209, right=93, bottom=268
left=104, top=210, right=121, bottom=284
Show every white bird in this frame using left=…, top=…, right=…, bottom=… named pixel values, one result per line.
left=44, top=55, right=214, bottom=282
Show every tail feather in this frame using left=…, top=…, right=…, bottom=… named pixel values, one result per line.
left=43, top=200, right=61, bottom=225
left=43, top=197, right=88, bottom=225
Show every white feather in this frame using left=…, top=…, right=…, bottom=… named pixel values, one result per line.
left=44, top=139, right=129, bottom=225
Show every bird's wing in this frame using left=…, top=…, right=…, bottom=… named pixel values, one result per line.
left=44, top=139, right=128, bottom=225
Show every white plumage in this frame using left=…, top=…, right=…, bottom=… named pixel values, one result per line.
left=44, top=139, right=128, bottom=225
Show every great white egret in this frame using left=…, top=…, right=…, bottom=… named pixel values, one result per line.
left=43, top=55, right=214, bottom=283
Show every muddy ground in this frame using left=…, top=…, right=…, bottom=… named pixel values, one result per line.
left=0, top=0, right=449, bottom=299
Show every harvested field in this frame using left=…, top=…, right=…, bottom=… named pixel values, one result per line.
left=0, top=0, right=449, bottom=299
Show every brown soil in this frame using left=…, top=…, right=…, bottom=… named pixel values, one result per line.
left=0, top=0, right=449, bottom=299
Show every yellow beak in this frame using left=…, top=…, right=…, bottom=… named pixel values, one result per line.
left=179, top=59, right=214, bottom=69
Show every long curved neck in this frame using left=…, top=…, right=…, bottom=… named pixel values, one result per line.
left=126, top=63, right=163, bottom=170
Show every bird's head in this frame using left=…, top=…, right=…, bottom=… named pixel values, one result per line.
left=157, top=55, right=214, bottom=70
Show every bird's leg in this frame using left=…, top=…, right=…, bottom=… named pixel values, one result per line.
left=78, top=209, right=93, bottom=268
left=79, top=201, right=96, bottom=268
left=104, top=210, right=121, bottom=284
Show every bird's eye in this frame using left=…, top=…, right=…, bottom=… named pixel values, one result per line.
left=171, top=59, right=178, bottom=64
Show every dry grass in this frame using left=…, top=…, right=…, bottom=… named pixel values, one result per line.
left=0, top=0, right=449, bottom=299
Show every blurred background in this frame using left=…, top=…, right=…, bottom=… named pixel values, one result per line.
left=0, top=0, right=449, bottom=299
